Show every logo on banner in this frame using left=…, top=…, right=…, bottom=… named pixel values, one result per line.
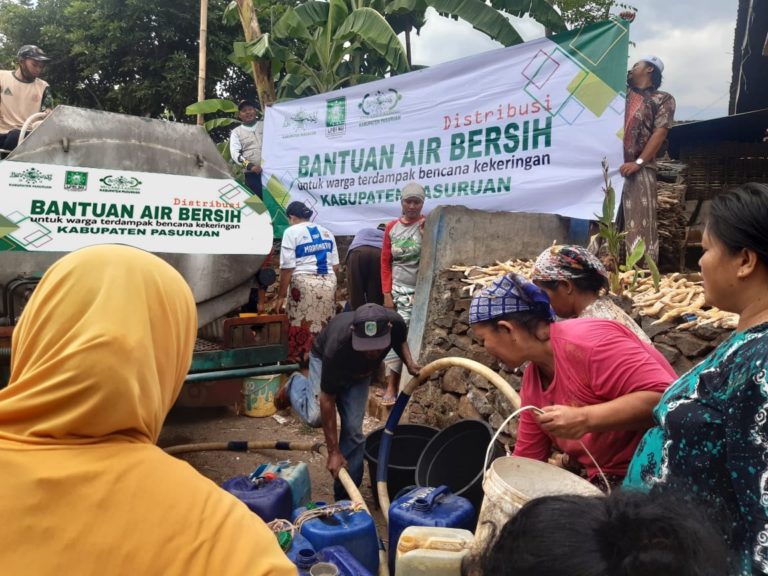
left=282, top=108, right=319, bottom=138
left=64, top=170, right=89, bottom=192
left=325, top=97, right=346, bottom=139
left=358, top=89, right=402, bottom=127
left=99, top=175, right=143, bottom=194
left=8, top=167, right=53, bottom=189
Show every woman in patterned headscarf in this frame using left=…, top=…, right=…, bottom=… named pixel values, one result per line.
left=531, top=244, right=650, bottom=343
left=470, top=273, right=674, bottom=488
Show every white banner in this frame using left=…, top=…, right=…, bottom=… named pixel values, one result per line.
left=262, top=20, right=629, bottom=235
left=0, top=161, right=273, bottom=254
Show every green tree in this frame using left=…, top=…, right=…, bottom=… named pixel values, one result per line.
left=0, top=0, right=254, bottom=119
left=550, top=0, right=636, bottom=28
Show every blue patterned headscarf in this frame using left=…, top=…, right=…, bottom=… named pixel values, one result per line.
left=469, top=273, right=555, bottom=325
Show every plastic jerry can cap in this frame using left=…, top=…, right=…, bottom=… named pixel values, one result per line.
left=398, top=535, right=417, bottom=553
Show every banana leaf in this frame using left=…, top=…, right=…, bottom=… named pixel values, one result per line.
left=335, top=7, right=409, bottom=73
left=427, top=0, right=523, bottom=46
left=185, top=99, right=238, bottom=116
left=490, top=0, right=567, bottom=33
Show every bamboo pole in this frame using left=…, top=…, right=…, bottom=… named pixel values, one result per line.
left=197, top=0, right=208, bottom=126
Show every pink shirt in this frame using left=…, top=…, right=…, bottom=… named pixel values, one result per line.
left=513, top=319, right=675, bottom=479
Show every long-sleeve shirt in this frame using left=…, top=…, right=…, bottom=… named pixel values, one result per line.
left=625, top=322, right=768, bottom=575
left=229, top=121, right=263, bottom=166
left=380, top=217, right=425, bottom=293
left=513, top=318, right=675, bottom=479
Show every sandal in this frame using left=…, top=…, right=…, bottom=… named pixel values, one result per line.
left=381, top=394, right=397, bottom=407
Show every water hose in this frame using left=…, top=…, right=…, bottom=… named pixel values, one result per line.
left=376, top=357, right=521, bottom=523
left=166, top=441, right=389, bottom=575
left=164, top=440, right=323, bottom=455
left=337, top=468, right=389, bottom=576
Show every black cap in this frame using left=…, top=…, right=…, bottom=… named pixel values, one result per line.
left=238, top=99, right=256, bottom=110
left=17, top=45, right=51, bottom=62
left=351, top=304, right=392, bottom=351
left=286, top=201, right=313, bottom=220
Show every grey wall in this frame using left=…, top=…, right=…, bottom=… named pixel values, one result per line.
left=407, top=206, right=572, bottom=365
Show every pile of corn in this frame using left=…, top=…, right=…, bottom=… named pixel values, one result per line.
left=627, top=272, right=737, bottom=330
left=453, top=260, right=534, bottom=297
left=449, top=261, right=738, bottom=331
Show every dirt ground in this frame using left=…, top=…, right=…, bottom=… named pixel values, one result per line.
left=157, top=399, right=389, bottom=532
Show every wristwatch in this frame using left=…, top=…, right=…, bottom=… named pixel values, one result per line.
left=635, top=158, right=645, bottom=166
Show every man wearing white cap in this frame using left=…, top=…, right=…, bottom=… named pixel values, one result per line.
left=619, top=55, right=675, bottom=263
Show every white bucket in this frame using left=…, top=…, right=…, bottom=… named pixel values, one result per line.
left=470, top=456, right=603, bottom=559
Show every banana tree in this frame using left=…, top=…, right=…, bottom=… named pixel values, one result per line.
left=385, top=0, right=567, bottom=61
left=224, top=0, right=277, bottom=112
left=237, top=0, right=409, bottom=99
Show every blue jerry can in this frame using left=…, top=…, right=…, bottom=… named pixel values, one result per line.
left=221, top=474, right=293, bottom=523
left=387, top=485, right=475, bottom=572
left=250, top=460, right=312, bottom=510
left=293, top=545, right=372, bottom=576
left=293, top=501, right=379, bottom=575
left=285, top=531, right=315, bottom=565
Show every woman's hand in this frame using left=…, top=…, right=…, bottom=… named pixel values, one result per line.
left=619, top=10, right=636, bottom=22
left=383, top=293, right=394, bottom=309
left=535, top=405, right=590, bottom=439
left=550, top=452, right=584, bottom=473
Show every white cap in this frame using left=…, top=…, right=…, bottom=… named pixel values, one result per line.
left=639, top=55, right=664, bottom=73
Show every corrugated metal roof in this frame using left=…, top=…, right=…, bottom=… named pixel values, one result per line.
left=667, top=108, right=768, bottom=158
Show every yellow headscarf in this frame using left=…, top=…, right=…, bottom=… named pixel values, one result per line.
left=0, top=245, right=295, bottom=576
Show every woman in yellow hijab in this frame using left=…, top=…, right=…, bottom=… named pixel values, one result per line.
left=0, top=245, right=296, bottom=576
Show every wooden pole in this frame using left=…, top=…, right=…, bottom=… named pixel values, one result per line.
left=197, top=0, right=208, bottom=126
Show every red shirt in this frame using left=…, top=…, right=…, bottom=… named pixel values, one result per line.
left=513, top=318, right=675, bottom=479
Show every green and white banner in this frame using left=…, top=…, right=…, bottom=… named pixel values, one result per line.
left=0, top=162, right=273, bottom=254
left=262, top=19, right=630, bottom=235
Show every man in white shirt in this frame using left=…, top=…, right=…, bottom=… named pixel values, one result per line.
left=0, top=45, right=52, bottom=151
left=229, top=99, right=264, bottom=198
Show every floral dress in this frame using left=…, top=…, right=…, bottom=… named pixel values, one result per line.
left=625, top=323, right=768, bottom=574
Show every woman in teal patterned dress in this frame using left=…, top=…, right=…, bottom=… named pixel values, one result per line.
left=624, top=183, right=768, bottom=574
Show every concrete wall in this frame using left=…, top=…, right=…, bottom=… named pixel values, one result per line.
left=407, top=206, right=572, bottom=364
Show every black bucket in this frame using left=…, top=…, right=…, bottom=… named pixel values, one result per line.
left=364, top=424, right=438, bottom=509
left=415, top=419, right=504, bottom=512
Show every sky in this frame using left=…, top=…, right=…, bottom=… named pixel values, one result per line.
left=407, top=0, right=739, bottom=121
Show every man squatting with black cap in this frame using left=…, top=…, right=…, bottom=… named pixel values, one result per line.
left=275, top=304, right=421, bottom=499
